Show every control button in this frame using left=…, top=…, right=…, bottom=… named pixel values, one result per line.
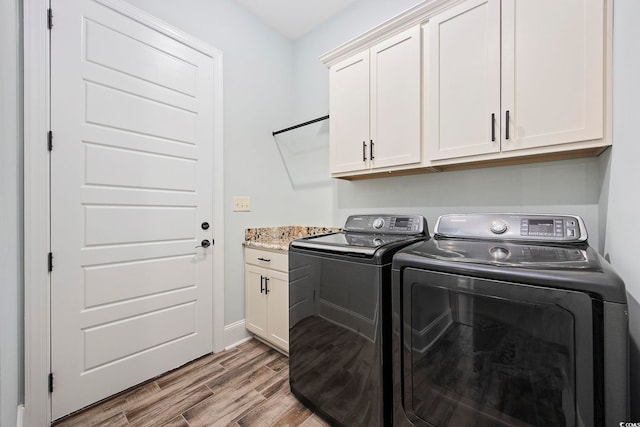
left=567, top=220, right=576, bottom=227
left=567, top=228, right=576, bottom=238
left=490, top=246, right=510, bottom=260
left=372, top=217, right=385, bottom=230
left=489, top=219, right=509, bottom=234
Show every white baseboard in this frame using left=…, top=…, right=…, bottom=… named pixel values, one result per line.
left=16, top=404, right=24, bottom=427
left=223, top=319, right=251, bottom=350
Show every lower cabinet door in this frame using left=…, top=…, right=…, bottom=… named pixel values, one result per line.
left=266, top=270, right=289, bottom=352
left=245, top=265, right=267, bottom=338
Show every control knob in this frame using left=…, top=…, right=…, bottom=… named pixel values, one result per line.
left=372, top=217, right=385, bottom=230
left=489, top=219, right=509, bottom=235
left=490, top=246, right=510, bottom=260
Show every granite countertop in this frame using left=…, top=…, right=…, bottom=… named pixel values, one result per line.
left=243, top=225, right=341, bottom=251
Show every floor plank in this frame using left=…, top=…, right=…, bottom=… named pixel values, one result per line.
left=55, top=382, right=162, bottom=427
left=126, top=384, right=213, bottom=427
left=53, top=339, right=330, bottom=427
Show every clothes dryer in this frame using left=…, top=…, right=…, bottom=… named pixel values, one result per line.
left=392, top=213, right=628, bottom=427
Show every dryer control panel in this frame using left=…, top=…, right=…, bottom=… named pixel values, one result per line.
left=435, top=213, right=588, bottom=243
left=344, top=214, right=427, bottom=235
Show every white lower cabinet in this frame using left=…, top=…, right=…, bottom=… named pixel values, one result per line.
left=244, top=247, right=289, bottom=353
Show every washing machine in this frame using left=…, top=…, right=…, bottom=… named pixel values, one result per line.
left=289, top=214, right=429, bottom=427
left=391, top=213, right=628, bottom=427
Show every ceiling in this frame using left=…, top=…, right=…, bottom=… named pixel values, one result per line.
left=233, top=0, right=360, bottom=40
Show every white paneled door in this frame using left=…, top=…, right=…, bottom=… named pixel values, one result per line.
left=50, top=0, right=217, bottom=419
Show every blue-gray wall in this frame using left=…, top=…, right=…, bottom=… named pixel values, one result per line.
left=606, top=0, right=640, bottom=419
left=0, top=0, right=24, bottom=425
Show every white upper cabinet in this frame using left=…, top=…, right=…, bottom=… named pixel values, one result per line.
left=426, top=0, right=605, bottom=161
left=501, top=0, right=604, bottom=151
left=329, top=25, right=421, bottom=175
left=426, top=0, right=501, bottom=160
left=322, top=0, right=609, bottom=178
left=330, top=51, right=371, bottom=174
left=370, top=27, right=422, bottom=169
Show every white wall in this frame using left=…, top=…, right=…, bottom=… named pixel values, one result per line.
left=124, top=0, right=334, bottom=327
left=0, top=0, right=24, bottom=424
left=332, top=158, right=606, bottom=248
left=605, top=0, right=640, bottom=418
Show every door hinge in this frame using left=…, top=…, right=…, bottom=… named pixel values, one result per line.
left=48, top=373, right=54, bottom=393
left=48, top=252, right=53, bottom=272
left=47, top=8, right=53, bottom=30
left=47, top=131, right=53, bottom=151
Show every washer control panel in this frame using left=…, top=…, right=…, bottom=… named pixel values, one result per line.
left=344, top=214, right=427, bottom=235
left=435, top=213, right=587, bottom=242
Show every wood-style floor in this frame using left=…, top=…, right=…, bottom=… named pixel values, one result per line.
left=53, top=339, right=330, bottom=427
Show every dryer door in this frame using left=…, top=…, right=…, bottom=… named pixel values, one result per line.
left=393, top=269, right=598, bottom=427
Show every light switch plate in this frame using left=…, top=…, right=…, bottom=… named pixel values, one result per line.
left=232, top=196, right=251, bottom=212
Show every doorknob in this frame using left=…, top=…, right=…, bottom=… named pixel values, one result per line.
left=196, top=239, right=211, bottom=248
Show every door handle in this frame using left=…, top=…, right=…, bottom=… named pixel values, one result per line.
left=196, top=239, right=211, bottom=248
left=265, top=277, right=270, bottom=294
left=370, top=140, right=374, bottom=160
left=260, top=275, right=265, bottom=293
left=362, top=141, right=367, bottom=162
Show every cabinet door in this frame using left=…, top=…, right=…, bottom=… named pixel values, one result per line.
left=266, top=270, right=289, bottom=352
left=329, top=51, right=370, bottom=174
left=425, top=0, right=501, bottom=160
left=245, top=265, right=267, bottom=338
left=370, top=25, right=422, bottom=169
left=501, top=0, right=604, bottom=151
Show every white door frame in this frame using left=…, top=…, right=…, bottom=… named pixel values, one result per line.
left=23, top=1, right=226, bottom=424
